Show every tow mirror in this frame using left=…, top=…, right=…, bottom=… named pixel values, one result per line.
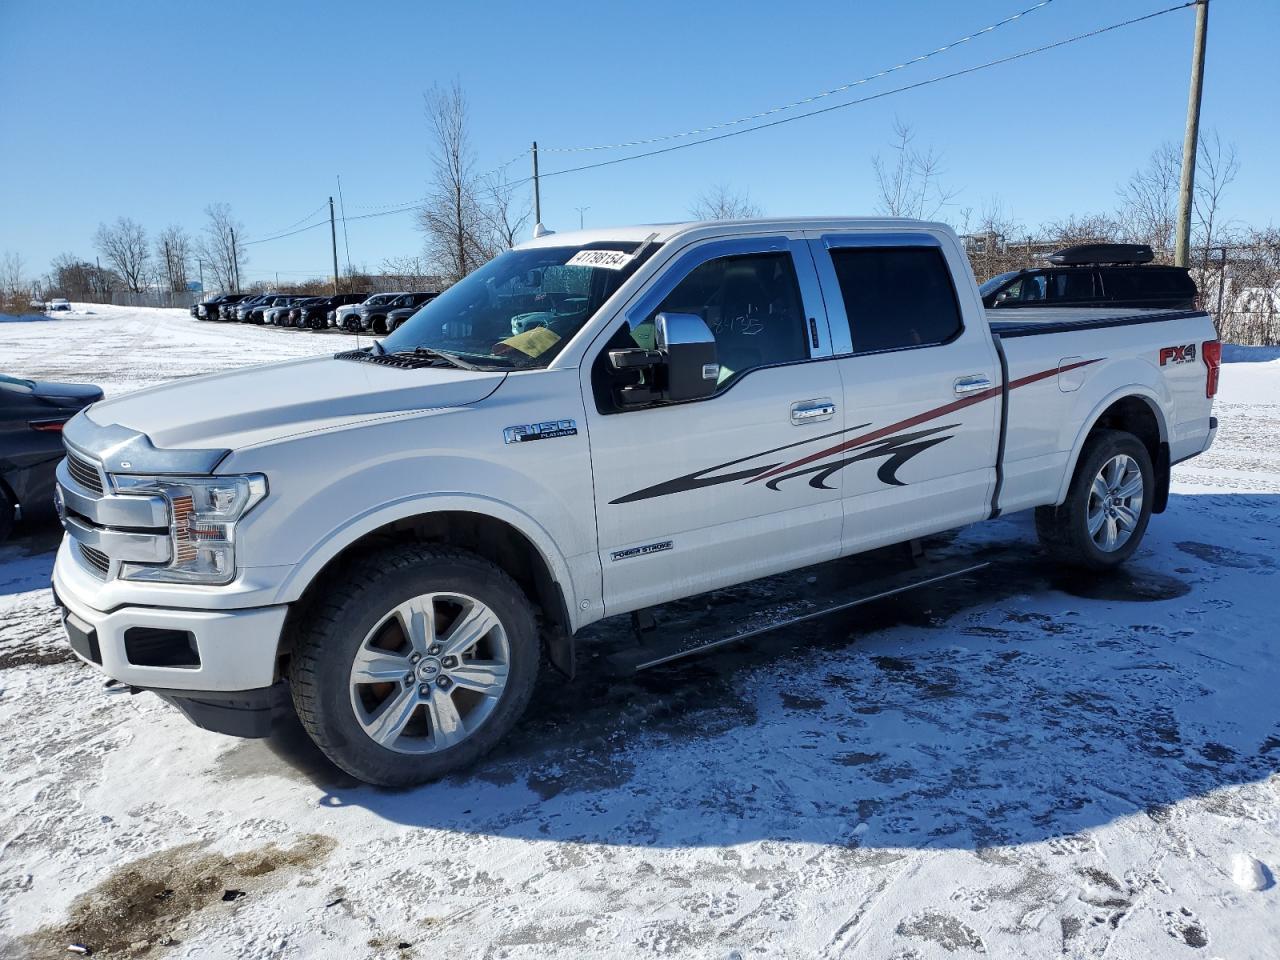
left=608, top=312, right=719, bottom=406
left=655, top=312, right=718, bottom=401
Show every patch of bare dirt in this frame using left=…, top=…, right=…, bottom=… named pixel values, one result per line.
left=18, top=834, right=335, bottom=958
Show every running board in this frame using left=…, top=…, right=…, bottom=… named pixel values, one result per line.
left=605, top=556, right=991, bottom=675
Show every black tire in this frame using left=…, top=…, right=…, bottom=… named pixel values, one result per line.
left=289, top=544, right=540, bottom=786
left=0, top=486, right=14, bottom=543
left=344, top=317, right=361, bottom=333
left=1035, top=428, right=1153, bottom=571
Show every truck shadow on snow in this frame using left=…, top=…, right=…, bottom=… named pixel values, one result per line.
left=237, top=492, right=1280, bottom=851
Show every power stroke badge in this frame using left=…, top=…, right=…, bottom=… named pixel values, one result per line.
left=611, top=540, right=673, bottom=562
left=503, top=419, right=578, bottom=444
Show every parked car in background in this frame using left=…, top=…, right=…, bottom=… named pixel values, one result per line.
left=230, top=295, right=270, bottom=322
left=244, top=295, right=293, bottom=324
left=263, top=297, right=308, bottom=326
left=385, top=292, right=440, bottom=333
left=358, top=292, right=435, bottom=334
left=48, top=299, right=72, bottom=312
left=27, top=298, right=46, bottom=312
left=333, top=294, right=389, bottom=332
left=1, top=373, right=103, bottom=541
left=981, top=244, right=1198, bottom=310
left=195, top=293, right=248, bottom=321
left=305, top=293, right=369, bottom=330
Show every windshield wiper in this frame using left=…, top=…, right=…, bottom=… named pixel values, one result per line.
left=392, top=346, right=480, bottom=370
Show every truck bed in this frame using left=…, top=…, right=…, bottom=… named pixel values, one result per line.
left=987, top=306, right=1208, bottom=339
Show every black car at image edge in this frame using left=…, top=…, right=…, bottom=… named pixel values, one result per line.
left=1, top=374, right=103, bottom=541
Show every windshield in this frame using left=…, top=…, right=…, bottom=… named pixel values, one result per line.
left=979, top=271, right=1020, bottom=297
left=380, top=241, right=656, bottom=369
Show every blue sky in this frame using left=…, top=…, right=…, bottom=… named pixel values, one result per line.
left=1, top=0, right=1275, bottom=285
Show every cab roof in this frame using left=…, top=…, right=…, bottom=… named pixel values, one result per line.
left=514, top=216, right=949, bottom=250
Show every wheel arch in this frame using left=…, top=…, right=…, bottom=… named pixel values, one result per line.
left=1055, top=388, right=1169, bottom=511
left=276, top=499, right=579, bottom=678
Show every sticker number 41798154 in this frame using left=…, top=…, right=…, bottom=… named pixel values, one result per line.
left=1159, top=343, right=1197, bottom=365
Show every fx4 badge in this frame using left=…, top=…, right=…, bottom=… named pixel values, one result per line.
left=504, top=419, right=578, bottom=443
left=1159, top=343, right=1197, bottom=365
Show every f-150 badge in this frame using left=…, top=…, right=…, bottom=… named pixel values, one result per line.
left=503, top=420, right=578, bottom=443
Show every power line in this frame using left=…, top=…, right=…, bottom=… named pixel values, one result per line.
left=239, top=3, right=1193, bottom=245
left=533, top=2, right=1196, bottom=183
left=245, top=202, right=329, bottom=242
left=542, top=0, right=1056, bottom=155
left=242, top=219, right=330, bottom=246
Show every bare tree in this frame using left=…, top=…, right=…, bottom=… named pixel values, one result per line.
left=197, top=203, right=246, bottom=293
left=94, top=217, right=149, bottom=292
left=689, top=184, right=762, bottom=220
left=1116, top=142, right=1180, bottom=252
left=871, top=119, right=959, bottom=220
left=1193, top=130, right=1240, bottom=268
left=1, top=251, right=25, bottom=308
left=481, top=168, right=532, bottom=253
left=155, top=225, right=192, bottom=292
left=417, top=81, right=489, bottom=283
left=379, top=255, right=442, bottom=292
left=1042, top=212, right=1124, bottom=247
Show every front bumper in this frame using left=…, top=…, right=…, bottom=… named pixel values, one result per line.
left=52, top=552, right=289, bottom=695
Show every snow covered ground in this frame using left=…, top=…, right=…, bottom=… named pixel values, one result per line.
left=1, top=306, right=1277, bottom=959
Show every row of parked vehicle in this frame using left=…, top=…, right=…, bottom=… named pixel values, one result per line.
left=191, top=290, right=440, bottom=334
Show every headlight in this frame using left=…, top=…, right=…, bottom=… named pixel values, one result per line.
left=113, top=474, right=267, bottom=584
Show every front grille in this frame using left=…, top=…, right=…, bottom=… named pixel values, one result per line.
left=79, top=543, right=110, bottom=577
left=67, top=452, right=104, bottom=494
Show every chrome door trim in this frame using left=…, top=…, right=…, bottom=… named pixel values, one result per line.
left=953, top=375, right=994, bottom=396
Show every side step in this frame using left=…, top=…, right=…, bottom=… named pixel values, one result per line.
left=605, top=555, right=990, bottom=675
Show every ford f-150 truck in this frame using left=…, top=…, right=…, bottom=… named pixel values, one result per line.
left=50, top=218, right=1220, bottom=786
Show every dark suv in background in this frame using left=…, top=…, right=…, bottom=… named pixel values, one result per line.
left=980, top=244, right=1198, bottom=310
left=299, top=293, right=368, bottom=330
left=194, top=293, right=248, bottom=321
left=385, top=292, right=440, bottom=333
left=359, top=292, right=435, bottom=334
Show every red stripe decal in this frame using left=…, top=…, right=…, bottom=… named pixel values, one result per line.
left=746, top=358, right=1102, bottom=485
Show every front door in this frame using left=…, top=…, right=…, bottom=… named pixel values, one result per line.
left=582, top=236, right=847, bottom=616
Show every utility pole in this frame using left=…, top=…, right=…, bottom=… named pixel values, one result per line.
left=575, top=206, right=590, bottom=229
left=531, top=141, right=543, bottom=236
left=1175, top=0, right=1209, bottom=267
left=230, top=227, right=240, bottom=293
left=329, top=196, right=340, bottom=294
left=198, top=258, right=204, bottom=292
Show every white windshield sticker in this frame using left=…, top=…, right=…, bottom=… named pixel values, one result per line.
left=566, top=249, right=634, bottom=270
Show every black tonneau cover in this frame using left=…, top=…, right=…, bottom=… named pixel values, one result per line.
left=988, top=307, right=1208, bottom=339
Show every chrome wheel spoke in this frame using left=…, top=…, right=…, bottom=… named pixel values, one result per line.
left=1091, top=475, right=1110, bottom=504
left=394, top=596, right=436, bottom=656
left=426, top=690, right=467, bottom=748
left=351, top=646, right=412, bottom=684
left=1087, top=506, right=1106, bottom=536
left=1102, top=515, right=1119, bottom=550
left=1116, top=474, right=1143, bottom=500
left=449, top=660, right=509, bottom=696
left=1114, top=504, right=1138, bottom=531
left=440, top=602, right=499, bottom=657
left=362, top=687, right=419, bottom=747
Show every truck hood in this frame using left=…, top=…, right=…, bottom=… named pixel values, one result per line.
left=68, top=354, right=505, bottom=474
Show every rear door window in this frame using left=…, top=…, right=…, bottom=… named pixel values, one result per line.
left=828, top=247, right=963, bottom=352
left=1047, top=270, right=1098, bottom=302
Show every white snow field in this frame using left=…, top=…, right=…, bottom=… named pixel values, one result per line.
left=1, top=306, right=1277, bottom=959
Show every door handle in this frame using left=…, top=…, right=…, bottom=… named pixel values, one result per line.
left=791, top=399, right=836, bottom=425
left=953, top=375, right=993, bottom=396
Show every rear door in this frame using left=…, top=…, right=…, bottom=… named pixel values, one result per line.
left=806, top=231, right=1002, bottom=554
left=582, top=235, right=846, bottom=614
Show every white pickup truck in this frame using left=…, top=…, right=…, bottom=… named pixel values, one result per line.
left=52, top=218, right=1220, bottom=785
